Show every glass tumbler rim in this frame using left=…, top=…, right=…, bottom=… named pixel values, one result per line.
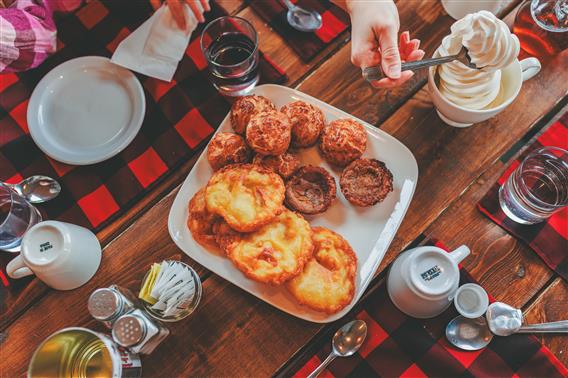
left=200, top=15, right=259, bottom=69
left=518, top=146, right=568, bottom=207
left=0, top=182, right=15, bottom=229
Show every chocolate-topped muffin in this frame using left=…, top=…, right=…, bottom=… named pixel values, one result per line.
left=340, top=158, right=393, bottom=207
left=285, top=165, right=337, bottom=215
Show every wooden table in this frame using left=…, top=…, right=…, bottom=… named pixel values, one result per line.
left=1, top=1, right=567, bottom=376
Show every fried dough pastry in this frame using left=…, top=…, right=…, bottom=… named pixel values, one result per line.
left=207, top=132, right=251, bottom=171
left=287, top=227, right=357, bottom=314
left=212, top=219, right=242, bottom=252
left=340, top=158, right=393, bottom=207
left=187, top=188, right=220, bottom=249
left=285, top=166, right=337, bottom=214
left=230, top=95, right=276, bottom=134
left=225, top=209, right=314, bottom=285
left=205, top=164, right=285, bottom=232
left=246, top=111, right=292, bottom=156
left=281, top=101, right=325, bottom=148
left=319, top=119, right=367, bottom=167
left=253, top=152, right=300, bottom=179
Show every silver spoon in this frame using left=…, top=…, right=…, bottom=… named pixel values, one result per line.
left=486, top=302, right=568, bottom=336
left=363, top=47, right=478, bottom=82
left=307, top=320, right=367, bottom=378
left=5, top=175, right=61, bottom=203
left=446, top=315, right=494, bottom=351
left=283, top=0, right=323, bottom=32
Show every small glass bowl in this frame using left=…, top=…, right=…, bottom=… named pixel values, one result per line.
left=140, top=260, right=202, bottom=322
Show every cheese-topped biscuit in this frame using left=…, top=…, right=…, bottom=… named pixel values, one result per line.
left=205, top=164, right=285, bottom=232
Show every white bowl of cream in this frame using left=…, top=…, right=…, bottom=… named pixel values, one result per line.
left=428, top=11, right=541, bottom=127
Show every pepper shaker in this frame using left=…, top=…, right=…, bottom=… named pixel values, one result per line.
left=112, top=308, right=170, bottom=355
left=88, top=285, right=138, bottom=328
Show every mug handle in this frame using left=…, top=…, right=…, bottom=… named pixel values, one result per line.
left=520, top=57, right=541, bottom=82
left=6, top=255, right=34, bottom=279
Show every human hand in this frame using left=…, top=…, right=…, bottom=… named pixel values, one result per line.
left=347, top=0, right=425, bottom=88
left=150, top=0, right=210, bottom=30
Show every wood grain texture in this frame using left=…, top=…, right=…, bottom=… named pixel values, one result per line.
left=2, top=1, right=567, bottom=376
left=523, top=278, right=568, bottom=367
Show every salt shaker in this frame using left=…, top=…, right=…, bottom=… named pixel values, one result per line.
left=88, top=285, right=138, bottom=328
left=111, top=308, right=170, bottom=355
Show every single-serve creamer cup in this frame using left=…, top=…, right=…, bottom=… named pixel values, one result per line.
left=428, top=50, right=541, bottom=128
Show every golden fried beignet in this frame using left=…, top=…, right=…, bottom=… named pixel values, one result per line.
left=319, top=119, right=367, bottom=167
left=246, top=111, right=292, bottom=156
left=287, top=227, right=357, bottom=314
left=205, top=164, right=285, bottom=232
left=281, top=101, right=325, bottom=148
left=230, top=95, right=276, bottom=134
left=225, top=209, right=314, bottom=285
left=207, top=132, right=251, bottom=171
left=187, top=188, right=220, bottom=249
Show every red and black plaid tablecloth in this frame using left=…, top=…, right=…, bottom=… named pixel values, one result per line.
left=0, top=1, right=286, bottom=285
left=248, top=0, right=349, bottom=62
left=478, top=113, right=568, bottom=281
left=292, top=240, right=568, bottom=378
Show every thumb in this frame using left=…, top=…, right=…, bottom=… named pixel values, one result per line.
left=379, top=27, right=401, bottom=79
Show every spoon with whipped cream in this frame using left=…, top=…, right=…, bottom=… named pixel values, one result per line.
left=363, top=46, right=477, bottom=82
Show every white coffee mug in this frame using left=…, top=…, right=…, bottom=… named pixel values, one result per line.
left=387, top=244, right=470, bottom=318
left=6, top=220, right=102, bottom=290
left=428, top=52, right=541, bottom=127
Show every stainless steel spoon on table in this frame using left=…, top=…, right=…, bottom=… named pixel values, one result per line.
left=4, top=175, right=61, bottom=204
left=283, top=0, right=323, bottom=32
left=363, top=47, right=478, bottom=82
left=486, top=302, right=568, bottom=336
left=446, top=315, right=494, bottom=351
left=447, top=302, right=568, bottom=351
left=307, top=320, right=368, bottom=378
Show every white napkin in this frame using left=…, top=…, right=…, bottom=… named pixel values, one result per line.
left=111, top=5, right=198, bottom=82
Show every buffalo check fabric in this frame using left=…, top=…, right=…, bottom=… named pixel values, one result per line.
left=478, top=113, right=568, bottom=282
left=292, top=240, right=568, bottom=378
left=248, top=0, right=349, bottom=62
left=0, top=1, right=286, bottom=285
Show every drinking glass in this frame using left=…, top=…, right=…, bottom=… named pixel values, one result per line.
left=513, top=0, right=568, bottom=57
left=201, top=16, right=260, bottom=97
left=499, top=147, right=568, bottom=224
left=0, top=182, right=42, bottom=251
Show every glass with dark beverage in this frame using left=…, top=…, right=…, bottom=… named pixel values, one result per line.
left=513, top=0, right=568, bottom=58
left=201, top=16, right=260, bottom=97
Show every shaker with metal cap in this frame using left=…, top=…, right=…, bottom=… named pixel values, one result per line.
left=112, top=308, right=169, bottom=355
left=88, top=285, right=138, bottom=328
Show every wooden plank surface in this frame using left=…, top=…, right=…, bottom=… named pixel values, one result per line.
left=2, top=0, right=567, bottom=376
left=3, top=39, right=567, bottom=378
left=523, top=278, right=568, bottom=367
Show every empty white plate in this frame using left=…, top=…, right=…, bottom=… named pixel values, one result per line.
left=27, top=56, right=145, bottom=165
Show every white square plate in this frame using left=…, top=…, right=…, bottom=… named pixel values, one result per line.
left=168, top=84, right=418, bottom=323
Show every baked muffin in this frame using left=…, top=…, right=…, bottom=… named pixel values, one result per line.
left=246, top=111, right=292, bottom=156
left=252, top=153, right=301, bottom=179
left=285, top=165, right=337, bottom=215
left=340, top=158, right=393, bottom=207
left=281, top=101, right=325, bottom=148
left=319, top=119, right=367, bottom=167
left=207, top=132, right=252, bottom=171
left=230, top=95, right=276, bottom=134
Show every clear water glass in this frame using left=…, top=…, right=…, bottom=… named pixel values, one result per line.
left=499, top=147, right=568, bottom=224
left=201, top=16, right=260, bottom=97
left=0, top=182, right=42, bottom=251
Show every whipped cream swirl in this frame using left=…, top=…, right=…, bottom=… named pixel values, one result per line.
left=437, top=11, right=520, bottom=110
